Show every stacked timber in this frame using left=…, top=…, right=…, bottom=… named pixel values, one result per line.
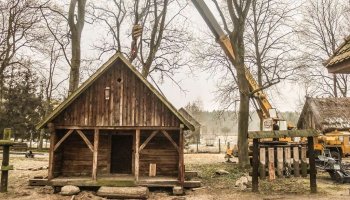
left=258, top=145, right=309, bottom=180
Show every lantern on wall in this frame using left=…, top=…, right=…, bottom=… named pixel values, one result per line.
left=105, top=87, right=111, bottom=100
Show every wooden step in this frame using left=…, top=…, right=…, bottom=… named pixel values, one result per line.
left=97, top=186, right=149, bottom=199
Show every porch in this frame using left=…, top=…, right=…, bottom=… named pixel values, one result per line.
left=49, top=126, right=185, bottom=187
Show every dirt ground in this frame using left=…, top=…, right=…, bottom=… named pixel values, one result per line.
left=0, top=153, right=349, bottom=200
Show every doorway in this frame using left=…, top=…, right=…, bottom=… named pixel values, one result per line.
left=110, top=135, right=133, bottom=174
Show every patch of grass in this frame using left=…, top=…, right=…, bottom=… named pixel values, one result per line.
left=186, top=162, right=248, bottom=189
left=259, top=178, right=310, bottom=195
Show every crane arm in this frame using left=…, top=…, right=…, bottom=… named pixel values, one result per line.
left=191, top=0, right=272, bottom=119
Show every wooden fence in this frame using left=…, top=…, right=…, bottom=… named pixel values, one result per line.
left=258, top=144, right=309, bottom=180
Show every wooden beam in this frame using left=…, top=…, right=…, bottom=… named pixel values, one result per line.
left=48, top=124, right=57, bottom=180
left=161, top=130, right=179, bottom=152
left=135, top=129, right=140, bottom=182
left=92, top=129, right=99, bottom=180
left=259, top=147, right=266, bottom=180
left=308, top=136, right=317, bottom=193
left=178, top=126, right=185, bottom=187
left=54, top=129, right=74, bottom=152
left=55, top=125, right=181, bottom=131
left=293, top=146, right=300, bottom=177
left=139, top=130, right=158, bottom=153
left=76, top=130, right=94, bottom=152
left=277, top=147, right=283, bottom=177
left=268, top=148, right=275, bottom=181
left=301, top=146, right=307, bottom=177
left=252, top=139, right=259, bottom=192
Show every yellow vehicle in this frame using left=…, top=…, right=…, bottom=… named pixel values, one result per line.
left=314, top=130, right=350, bottom=160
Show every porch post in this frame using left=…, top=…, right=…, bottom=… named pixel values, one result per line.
left=179, top=124, right=185, bottom=187
left=48, top=123, right=56, bottom=180
left=92, top=129, right=99, bottom=180
left=308, top=136, right=317, bottom=193
left=135, top=129, right=140, bottom=181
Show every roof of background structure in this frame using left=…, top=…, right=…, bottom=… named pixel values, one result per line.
left=37, top=53, right=194, bottom=131
left=178, top=108, right=201, bottom=129
left=298, top=97, right=350, bottom=132
left=324, top=35, right=350, bottom=72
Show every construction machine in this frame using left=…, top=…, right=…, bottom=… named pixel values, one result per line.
left=191, top=0, right=295, bottom=158
left=314, top=130, right=350, bottom=160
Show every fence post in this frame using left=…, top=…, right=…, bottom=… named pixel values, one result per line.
left=218, top=139, right=221, bottom=153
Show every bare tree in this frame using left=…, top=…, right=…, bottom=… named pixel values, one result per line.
left=0, top=0, right=42, bottom=104
left=68, top=0, right=87, bottom=94
left=298, top=0, right=349, bottom=97
left=88, top=0, right=191, bottom=83
left=246, top=0, right=297, bottom=88
left=206, top=0, right=252, bottom=167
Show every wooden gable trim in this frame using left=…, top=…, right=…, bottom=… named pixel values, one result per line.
left=37, top=53, right=194, bottom=131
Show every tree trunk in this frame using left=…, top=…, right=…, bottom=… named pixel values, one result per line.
left=68, top=0, right=86, bottom=94
left=237, top=66, right=251, bottom=168
left=68, top=36, right=81, bottom=94
left=37, top=128, right=45, bottom=150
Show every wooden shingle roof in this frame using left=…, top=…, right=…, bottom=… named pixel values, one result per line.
left=37, top=53, right=194, bottom=131
left=324, top=35, right=350, bottom=73
left=297, top=97, right=350, bottom=132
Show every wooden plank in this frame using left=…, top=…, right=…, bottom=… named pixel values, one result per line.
left=179, top=127, right=185, bottom=187
left=268, top=148, right=275, bottom=181
left=54, top=129, right=74, bottom=152
left=28, top=179, right=49, bottom=186
left=48, top=130, right=57, bottom=180
left=293, top=146, right=300, bottom=177
left=259, top=147, right=266, bottom=180
left=301, top=146, right=307, bottom=177
left=252, top=139, right=259, bottom=192
left=135, top=129, right=140, bottom=181
left=248, top=129, right=319, bottom=139
left=139, top=131, right=158, bottom=152
left=92, top=129, right=99, bottom=180
left=308, top=136, right=317, bottom=193
left=76, top=130, right=94, bottom=152
left=55, top=126, right=181, bottom=130
left=161, top=130, right=179, bottom=152
left=97, top=186, right=149, bottom=199
left=183, top=180, right=201, bottom=188
left=284, top=147, right=291, bottom=177
left=277, top=147, right=283, bottom=177
left=149, top=163, right=156, bottom=177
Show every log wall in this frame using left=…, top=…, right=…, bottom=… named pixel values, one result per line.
left=139, top=131, right=179, bottom=176
left=62, top=133, right=93, bottom=176
left=53, top=60, right=181, bottom=128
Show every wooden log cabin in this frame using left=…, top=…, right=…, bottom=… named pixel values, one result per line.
left=37, top=53, right=194, bottom=188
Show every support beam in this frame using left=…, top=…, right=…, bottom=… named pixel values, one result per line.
left=252, top=139, right=259, bottom=192
left=76, top=130, right=94, bottom=152
left=135, top=129, right=140, bottom=182
left=161, top=130, right=179, bottom=152
left=178, top=126, right=185, bottom=187
left=54, top=129, right=74, bottom=152
left=92, top=129, right=99, bottom=180
left=259, top=147, right=266, bottom=180
left=48, top=124, right=57, bottom=180
left=139, top=130, right=158, bottom=152
left=308, top=136, right=317, bottom=193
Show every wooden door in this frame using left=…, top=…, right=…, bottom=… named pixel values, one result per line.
left=111, top=135, right=133, bottom=174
